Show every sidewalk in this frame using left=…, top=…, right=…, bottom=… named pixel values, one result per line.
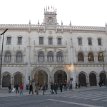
left=0, top=86, right=106, bottom=98
left=72, top=86, right=106, bottom=92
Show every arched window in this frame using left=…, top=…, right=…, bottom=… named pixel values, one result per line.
left=47, top=51, right=54, bottom=62
left=99, top=72, right=106, bottom=85
left=56, top=51, right=63, bottom=62
left=78, top=72, right=87, bottom=86
left=4, top=51, right=11, bottom=63
left=38, top=51, right=44, bottom=62
left=14, top=72, right=23, bottom=85
left=78, top=52, right=84, bottom=62
left=98, top=52, right=104, bottom=62
left=88, top=52, right=94, bottom=61
left=2, top=72, right=11, bottom=87
left=16, top=51, right=23, bottom=63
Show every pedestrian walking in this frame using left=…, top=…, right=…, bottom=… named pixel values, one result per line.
left=64, top=83, right=67, bottom=91
left=60, top=83, right=63, bottom=92
left=64, top=80, right=67, bottom=91
left=75, top=83, right=78, bottom=89
left=19, top=83, right=24, bottom=95
left=8, top=83, right=11, bottom=93
left=42, top=84, right=46, bottom=95
left=99, top=81, right=102, bottom=87
left=15, top=84, right=19, bottom=94
left=54, top=83, right=58, bottom=94
left=29, top=83, right=33, bottom=94
left=35, top=83, right=39, bottom=95
left=32, top=81, right=36, bottom=94
left=50, top=83, right=54, bottom=94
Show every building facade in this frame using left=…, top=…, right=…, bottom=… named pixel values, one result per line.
left=0, top=8, right=107, bottom=88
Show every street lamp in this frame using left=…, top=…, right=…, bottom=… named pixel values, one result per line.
left=0, top=29, right=8, bottom=88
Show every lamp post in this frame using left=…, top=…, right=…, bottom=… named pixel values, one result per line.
left=0, top=29, right=8, bottom=88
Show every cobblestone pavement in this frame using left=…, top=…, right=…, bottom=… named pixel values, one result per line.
left=48, top=86, right=107, bottom=102
left=0, top=86, right=107, bottom=107
left=0, top=86, right=106, bottom=97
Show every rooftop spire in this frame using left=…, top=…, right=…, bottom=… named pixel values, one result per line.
left=44, top=6, right=56, bottom=12
left=38, top=20, right=40, bottom=25
left=29, top=20, right=31, bottom=25
left=61, top=21, right=63, bottom=26
left=69, top=21, right=72, bottom=26
left=28, top=20, right=31, bottom=33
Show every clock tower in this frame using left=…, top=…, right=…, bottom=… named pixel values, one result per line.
left=43, top=7, right=57, bottom=26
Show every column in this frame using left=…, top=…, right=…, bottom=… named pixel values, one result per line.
left=94, top=52, right=98, bottom=63
left=84, top=52, right=88, bottom=63
left=49, top=68, right=54, bottom=89
left=72, top=73, right=76, bottom=88
left=86, top=75, right=89, bottom=87
left=54, top=53, right=56, bottom=64
left=69, top=64, right=76, bottom=89
left=45, top=53, right=47, bottom=64
left=72, top=66, right=76, bottom=89
left=96, top=75, right=99, bottom=86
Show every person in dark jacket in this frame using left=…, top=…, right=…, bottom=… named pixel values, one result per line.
left=15, top=84, right=19, bottom=94
left=42, top=84, right=46, bottom=95
left=60, top=83, right=63, bottom=92
left=54, top=83, right=58, bottom=94
left=29, top=83, right=33, bottom=94
left=8, top=84, right=11, bottom=93
left=50, top=83, right=54, bottom=94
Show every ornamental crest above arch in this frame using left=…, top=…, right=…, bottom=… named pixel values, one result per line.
left=52, top=65, right=68, bottom=74
left=32, top=66, right=50, bottom=75
left=37, top=49, right=45, bottom=53
left=78, top=71, right=88, bottom=78
left=1, top=71, right=11, bottom=78
left=89, top=71, right=97, bottom=76
left=13, top=71, right=24, bottom=78
left=56, top=49, right=64, bottom=54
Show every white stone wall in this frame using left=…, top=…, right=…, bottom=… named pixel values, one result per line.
left=0, top=10, right=107, bottom=88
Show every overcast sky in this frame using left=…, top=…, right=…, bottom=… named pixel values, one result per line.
left=0, top=0, right=107, bottom=26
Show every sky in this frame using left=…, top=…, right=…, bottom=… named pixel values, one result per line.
left=0, top=0, right=107, bottom=26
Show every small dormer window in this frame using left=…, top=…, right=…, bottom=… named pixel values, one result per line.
left=39, top=37, right=44, bottom=45
left=98, top=38, right=102, bottom=46
left=48, top=37, right=53, bottom=45
left=78, top=37, right=82, bottom=45
left=88, top=37, right=92, bottom=45
left=17, top=36, right=22, bottom=45
left=57, top=38, right=62, bottom=45
left=6, top=37, right=11, bottom=45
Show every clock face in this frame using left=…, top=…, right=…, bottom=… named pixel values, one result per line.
left=48, top=17, right=53, bottom=24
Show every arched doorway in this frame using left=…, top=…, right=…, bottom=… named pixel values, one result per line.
left=54, top=70, right=67, bottom=85
left=89, top=72, right=97, bottom=86
left=78, top=72, right=86, bottom=86
left=14, top=72, right=23, bottom=86
left=99, top=72, right=106, bottom=85
left=2, top=72, right=11, bottom=87
left=34, top=70, right=48, bottom=87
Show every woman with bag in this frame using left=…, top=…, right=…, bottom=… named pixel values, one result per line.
left=19, top=83, right=24, bottom=95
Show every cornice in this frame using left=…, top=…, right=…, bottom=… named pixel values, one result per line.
left=0, top=24, right=106, bottom=32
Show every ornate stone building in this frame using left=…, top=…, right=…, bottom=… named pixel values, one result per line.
left=0, top=8, right=107, bottom=88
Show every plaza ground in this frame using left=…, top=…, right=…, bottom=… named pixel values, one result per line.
left=0, top=86, right=107, bottom=107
